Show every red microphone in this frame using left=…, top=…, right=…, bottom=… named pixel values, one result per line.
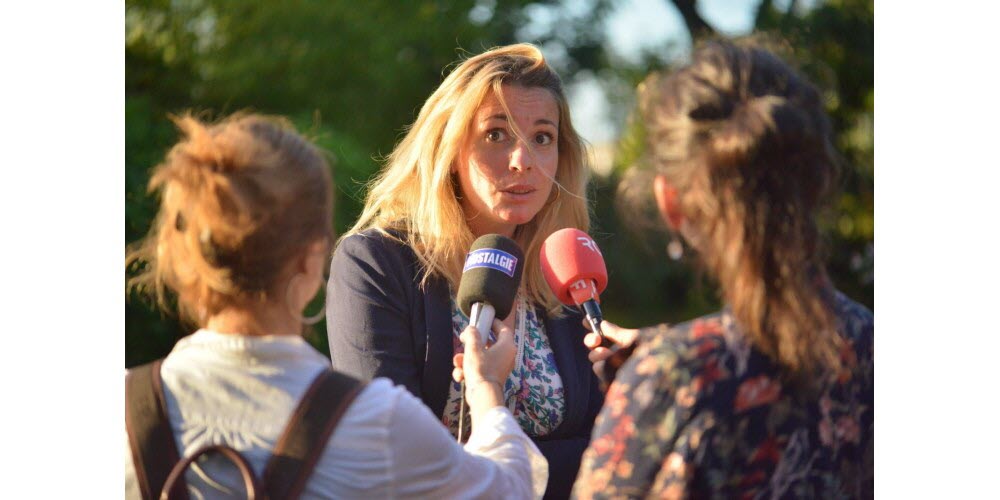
left=540, top=228, right=610, bottom=345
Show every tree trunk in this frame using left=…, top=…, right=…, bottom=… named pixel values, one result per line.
left=667, top=0, right=716, bottom=40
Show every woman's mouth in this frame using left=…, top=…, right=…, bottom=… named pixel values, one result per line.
left=500, top=184, right=535, bottom=196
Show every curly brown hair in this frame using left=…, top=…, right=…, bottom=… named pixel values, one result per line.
left=126, top=113, right=333, bottom=326
left=629, top=40, right=844, bottom=381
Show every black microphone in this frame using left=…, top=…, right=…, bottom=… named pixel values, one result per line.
left=456, top=234, right=524, bottom=344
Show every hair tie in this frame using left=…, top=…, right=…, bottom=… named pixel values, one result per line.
left=199, top=227, right=219, bottom=264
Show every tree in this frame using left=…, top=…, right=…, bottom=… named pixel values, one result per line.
left=124, top=0, right=614, bottom=366
left=125, top=0, right=873, bottom=365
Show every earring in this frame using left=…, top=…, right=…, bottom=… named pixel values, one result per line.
left=667, top=235, right=683, bottom=261
left=286, top=274, right=327, bottom=325
left=302, top=303, right=326, bottom=325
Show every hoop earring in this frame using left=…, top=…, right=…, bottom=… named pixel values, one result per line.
left=286, top=274, right=327, bottom=326
left=302, top=304, right=326, bottom=325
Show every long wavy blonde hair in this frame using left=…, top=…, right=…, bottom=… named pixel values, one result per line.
left=627, top=40, right=844, bottom=381
left=348, top=43, right=591, bottom=312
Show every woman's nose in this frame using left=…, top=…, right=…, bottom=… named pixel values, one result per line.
left=509, top=141, right=534, bottom=172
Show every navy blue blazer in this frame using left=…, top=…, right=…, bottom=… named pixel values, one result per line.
left=326, top=229, right=604, bottom=499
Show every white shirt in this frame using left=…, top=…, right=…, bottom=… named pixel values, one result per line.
left=124, top=329, right=547, bottom=499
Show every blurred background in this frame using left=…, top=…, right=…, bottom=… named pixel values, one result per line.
left=125, top=0, right=873, bottom=367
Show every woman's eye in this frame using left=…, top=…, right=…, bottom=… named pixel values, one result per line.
left=486, top=129, right=508, bottom=142
left=534, top=133, right=554, bottom=146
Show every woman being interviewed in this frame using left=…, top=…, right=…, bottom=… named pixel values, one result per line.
left=327, top=44, right=602, bottom=498
left=125, top=113, right=545, bottom=498
left=573, top=40, right=874, bottom=498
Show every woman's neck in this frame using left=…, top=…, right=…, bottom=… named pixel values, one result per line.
left=205, top=304, right=300, bottom=337
left=467, top=217, right=516, bottom=239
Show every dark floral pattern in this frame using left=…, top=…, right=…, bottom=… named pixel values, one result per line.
left=574, top=290, right=873, bottom=499
left=443, top=294, right=566, bottom=440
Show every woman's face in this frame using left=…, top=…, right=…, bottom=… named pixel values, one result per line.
left=455, top=85, right=560, bottom=238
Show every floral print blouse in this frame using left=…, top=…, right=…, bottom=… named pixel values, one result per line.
left=442, top=293, right=566, bottom=441
left=574, top=290, right=873, bottom=499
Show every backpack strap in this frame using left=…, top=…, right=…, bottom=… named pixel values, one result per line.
left=161, top=444, right=261, bottom=500
left=125, top=359, right=188, bottom=500
left=263, top=369, right=365, bottom=499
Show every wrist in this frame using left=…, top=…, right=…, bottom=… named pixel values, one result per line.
left=467, top=377, right=503, bottom=393
left=465, top=378, right=503, bottom=405
left=465, top=378, right=505, bottom=421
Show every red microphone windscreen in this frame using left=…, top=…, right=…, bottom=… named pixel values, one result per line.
left=539, top=228, right=608, bottom=306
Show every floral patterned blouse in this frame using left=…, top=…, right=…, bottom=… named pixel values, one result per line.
left=442, top=293, right=566, bottom=441
left=573, top=290, right=873, bottom=499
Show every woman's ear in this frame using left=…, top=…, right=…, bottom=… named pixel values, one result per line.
left=292, top=238, right=328, bottom=277
left=304, top=239, right=328, bottom=278
left=653, top=175, right=683, bottom=230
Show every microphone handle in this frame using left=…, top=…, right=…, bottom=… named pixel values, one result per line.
left=469, top=302, right=495, bottom=345
left=581, top=298, right=613, bottom=348
left=596, top=341, right=638, bottom=393
left=581, top=296, right=639, bottom=391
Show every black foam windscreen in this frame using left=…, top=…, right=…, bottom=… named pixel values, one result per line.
left=456, top=234, right=524, bottom=320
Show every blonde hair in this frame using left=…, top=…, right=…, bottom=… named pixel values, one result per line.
left=627, top=40, right=843, bottom=381
left=348, top=43, right=591, bottom=312
left=126, top=113, right=334, bottom=325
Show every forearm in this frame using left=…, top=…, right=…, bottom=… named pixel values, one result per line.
left=466, top=379, right=505, bottom=424
left=462, top=407, right=549, bottom=500
left=390, top=387, right=547, bottom=500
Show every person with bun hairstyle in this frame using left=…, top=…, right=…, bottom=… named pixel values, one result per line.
left=326, top=44, right=603, bottom=499
left=573, top=40, right=873, bottom=498
left=125, top=113, right=546, bottom=499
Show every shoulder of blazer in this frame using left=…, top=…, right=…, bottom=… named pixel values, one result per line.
left=341, top=228, right=454, bottom=417
left=342, top=228, right=415, bottom=264
left=335, top=229, right=424, bottom=289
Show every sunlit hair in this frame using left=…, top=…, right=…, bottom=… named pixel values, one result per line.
left=348, top=43, right=591, bottom=312
left=126, top=113, right=334, bottom=325
left=624, top=40, right=844, bottom=381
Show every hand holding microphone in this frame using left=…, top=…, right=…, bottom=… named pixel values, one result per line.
left=452, top=318, right=516, bottom=422
left=540, top=228, right=611, bottom=346
left=540, top=228, right=642, bottom=391
left=456, top=234, right=525, bottom=344
left=583, top=321, right=639, bottom=363
left=453, top=234, right=524, bottom=432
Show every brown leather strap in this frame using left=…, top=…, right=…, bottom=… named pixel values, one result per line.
left=161, top=445, right=261, bottom=500
left=263, top=369, right=365, bottom=500
left=125, top=359, right=188, bottom=500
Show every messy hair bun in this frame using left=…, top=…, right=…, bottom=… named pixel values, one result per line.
left=127, top=113, right=333, bottom=325
left=631, top=40, right=844, bottom=382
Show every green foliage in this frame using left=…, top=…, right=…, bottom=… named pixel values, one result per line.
left=755, top=0, right=875, bottom=306
left=124, top=0, right=597, bottom=366
left=125, top=0, right=873, bottom=366
left=125, top=95, right=187, bottom=367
